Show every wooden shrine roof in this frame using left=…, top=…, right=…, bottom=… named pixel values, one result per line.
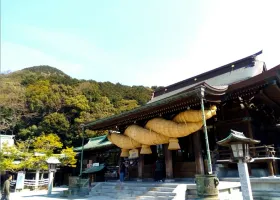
left=153, top=51, right=264, bottom=98
left=74, top=135, right=114, bottom=152
left=84, top=64, right=280, bottom=131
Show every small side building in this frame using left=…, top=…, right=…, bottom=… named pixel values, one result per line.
left=74, top=135, right=120, bottom=182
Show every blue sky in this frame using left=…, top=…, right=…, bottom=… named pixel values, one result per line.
left=1, top=0, right=280, bottom=86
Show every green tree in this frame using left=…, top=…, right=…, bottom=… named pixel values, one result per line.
left=0, top=79, right=26, bottom=134
left=33, top=133, right=63, bottom=155
left=115, top=99, right=139, bottom=114
left=65, top=95, right=90, bottom=111
left=0, top=134, right=77, bottom=172
left=26, top=80, right=61, bottom=113
left=40, top=113, right=70, bottom=135
left=90, top=97, right=116, bottom=120
left=0, top=143, right=24, bottom=172
left=77, top=82, right=101, bottom=102
left=18, top=125, right=38, bottom=138
left=60, top=147, right=77, bottom=167
left=1, top=65, right=153, bottom=154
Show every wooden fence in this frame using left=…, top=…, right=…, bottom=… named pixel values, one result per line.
left=10, top=179, right=49, bottom=187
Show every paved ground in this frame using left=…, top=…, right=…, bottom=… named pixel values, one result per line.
left=3, top=187, right=112, bottom=200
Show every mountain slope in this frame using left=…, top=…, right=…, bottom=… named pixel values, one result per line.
left=0, top=65, right=153, bottom=147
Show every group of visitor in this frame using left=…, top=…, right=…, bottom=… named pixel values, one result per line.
left=118, top=156, right=165, bottom=183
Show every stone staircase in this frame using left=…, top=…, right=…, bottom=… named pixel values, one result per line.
left=89, top=181, right=244, bottom=200
left=185, top=182, right=243, bottom=200
left=221, top=177, right=280, bottom=200
left=90, top=182, right=187, bottom=200
left=253, top=191, right=280, bottom=200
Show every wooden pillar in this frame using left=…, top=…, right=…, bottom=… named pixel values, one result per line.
left=273, top=160, right=278, bottom=175
left=164, top=144, right=174, bottom=179
left=138, top=154, right=144, bottom=180
left=268, top=161, right=275, bottom=176
left=193, top=131, right=205, bottom=174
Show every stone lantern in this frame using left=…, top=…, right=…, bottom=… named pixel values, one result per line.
left=46, top=157, right=61, bottom=195
left=217, top=129, right=260, bottom=200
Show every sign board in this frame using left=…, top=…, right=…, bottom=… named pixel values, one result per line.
left=15, top=171, right=25, bottom=190
left=92, top=163, right=99, bottom=167
left=129, top=149, right=139, bottom=159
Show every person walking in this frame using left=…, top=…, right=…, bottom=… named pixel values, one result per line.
left=1, top=174, right=12, bottom=200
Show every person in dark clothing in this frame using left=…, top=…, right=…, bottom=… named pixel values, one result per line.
left=154, top=159, right=164, bottom=182
left=119, top=162, right=126, bottom=182
left=1, top=174, right=12, bottom=200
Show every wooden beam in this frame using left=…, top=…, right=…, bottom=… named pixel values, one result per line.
left=193, top=131, right=205, bottom=174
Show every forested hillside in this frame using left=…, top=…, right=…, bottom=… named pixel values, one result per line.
left=0, top=65, right=155, bottom=147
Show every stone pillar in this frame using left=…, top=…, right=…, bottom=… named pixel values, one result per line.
left=193, top=132, right=205, bottom=174
left=47, top=171, right=54, bottom=195
left=35, top=169, right=40, bottom=190
left=237, top=160, right=253, bottom=200
left=40, top=171, right=44, bottom=180
left=137, top=154, right=144, bottom=181
left=164, top=144, right=174, bottom=180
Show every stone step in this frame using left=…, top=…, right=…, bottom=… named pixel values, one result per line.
left=186, top=193, right=243, bottom=200
left=253, top=197, right=280, bottom=200
left=101, top=185, right=149, bottom=191
left=102, top=192, right=134, bottom=198
left=100, top=185, right=176, bottom=192
left=136, top=196, right=174, bottom=200
left=95, top=189, right=177, bottom=197
left=103, top=182, right=179, bottom=187
left=149, top=187, right=175, bottom=192
left=90, top=191, right=131, bottom=197
left=186, top=194, right=197, bottom=199
left=219, top=192, right=243, bottom=200
left=253, top=191, right=280, bottom=197
left=186, top=189, right=197, bottom=195
left=90, top=182, right=185, bottom=199
left=145, top=191, right=176, bottom=197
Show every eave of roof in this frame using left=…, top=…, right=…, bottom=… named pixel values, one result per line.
left=225, top=64, right=280, bottom=101
left=82, top=164, right=105, bottom=174
left=217, top=130, right=260, bottom=147
left=84, top=83, right=227, bottom=130
left=74, top=135, right=114, bottom=152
